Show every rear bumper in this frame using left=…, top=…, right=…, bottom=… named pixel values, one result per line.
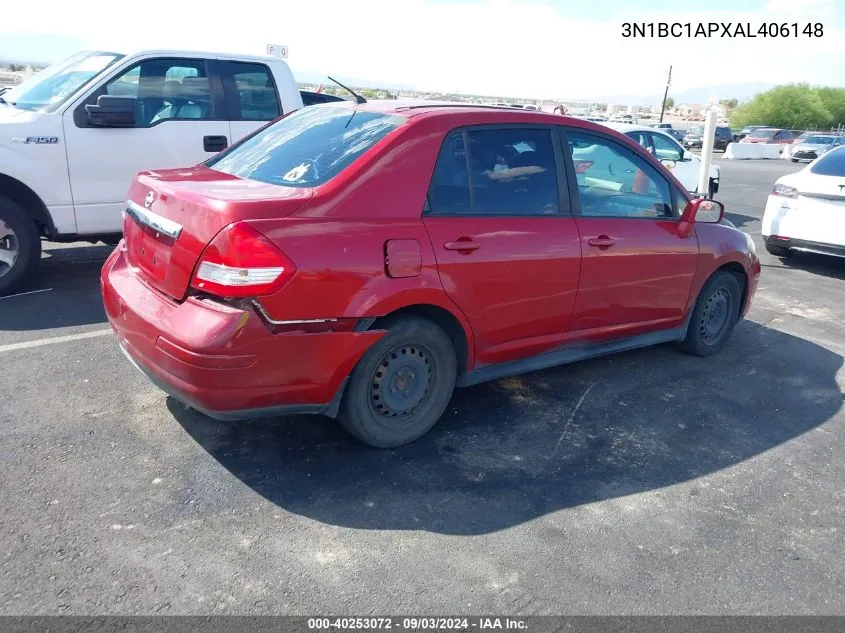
left=766, top=236, right=845, bottom=258
left=101, top=243, right=383, bottom=420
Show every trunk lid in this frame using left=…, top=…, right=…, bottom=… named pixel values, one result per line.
left=124, top=166, right=313, bottom=300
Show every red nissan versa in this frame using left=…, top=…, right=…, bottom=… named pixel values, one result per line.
left=101, top=102, right=761, bottom=448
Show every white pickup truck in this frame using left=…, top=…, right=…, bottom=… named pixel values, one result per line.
left=0, top=49, right=304, bottom=294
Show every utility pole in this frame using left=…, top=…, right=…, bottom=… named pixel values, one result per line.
left=659, top=65, right=673, bottom=124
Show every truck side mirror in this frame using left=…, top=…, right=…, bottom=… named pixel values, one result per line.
left=85, top=95, right=137, bottom=127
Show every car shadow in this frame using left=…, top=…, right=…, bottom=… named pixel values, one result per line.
left=170, top=320, right=843, bottom=535
left=724, top=212, right=758, bottom=231
left=777, top=251, right=845, bottom=281
left=0, top=244, right=112, bottom=331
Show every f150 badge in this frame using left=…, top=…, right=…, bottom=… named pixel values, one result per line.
left=11, top=136, right=59, bottom=144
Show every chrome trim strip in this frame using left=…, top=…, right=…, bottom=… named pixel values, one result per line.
left=125, top=200, right=182, bottom=239
left=251, top=300, right=337, bottom=326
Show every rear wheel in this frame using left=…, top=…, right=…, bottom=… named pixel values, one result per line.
left=765, top=243, right=792, bottom=258
left=0, top=196, right=41, bottom=296
left=680, top=270, right=743, bottom=357
left=338, top=317, right=457, bottom=448
left=790, top=158, right=798, bottom=163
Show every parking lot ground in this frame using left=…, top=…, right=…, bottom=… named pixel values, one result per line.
left=1, top=159, right=844, bottom=615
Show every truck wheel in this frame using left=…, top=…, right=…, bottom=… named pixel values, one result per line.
left=338, top=316, right=457, bottom=448
left=707, top=179, right=716, bottom=199
left=0, top=196, right=41, bottom=296
left=679, top=270, right=743, bottom=358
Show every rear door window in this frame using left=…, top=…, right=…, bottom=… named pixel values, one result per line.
left=222, top=61, right=281, bottom=121
left=427, top=127, right=561, bottom=215
left=206, top=106, right=403, bottom=187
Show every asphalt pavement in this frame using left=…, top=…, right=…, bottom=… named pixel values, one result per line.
left=1, top=158, right=844, bottom=615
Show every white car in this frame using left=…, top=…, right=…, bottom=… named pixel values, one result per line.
left=762, top=146, right=845, bottom=259
left=603, top=123, right=721, bottom=198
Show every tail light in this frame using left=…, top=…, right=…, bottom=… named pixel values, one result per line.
left=191, top=222, right=296, bottom=298
left=770, top=183, right=798, bottom=198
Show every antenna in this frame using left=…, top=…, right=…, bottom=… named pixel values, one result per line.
left=327, top=76, right=366, bottom=104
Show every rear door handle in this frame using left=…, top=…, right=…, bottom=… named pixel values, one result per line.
left=203, top=135, right=228, bottom=152
left=444, top=240, right=480, bottom=252
left=587, top=236, right=615, bottom=248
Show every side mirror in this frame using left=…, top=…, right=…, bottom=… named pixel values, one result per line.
left=85, top=95, right=137, bottom=127
left=681, top=197, right=725, bottom=224
left=682, top=150, right=694, bottom=161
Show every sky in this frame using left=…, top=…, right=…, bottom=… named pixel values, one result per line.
left=0, top=0, right=842, bottom=102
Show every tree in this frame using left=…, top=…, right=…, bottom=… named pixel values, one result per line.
left=664, top=96, right=675, bottom=109
left=813, top=87, right=845, bottom=127
left=732, top=83, right=832, bottom=130
left=720, top=98, right=739, bottom=110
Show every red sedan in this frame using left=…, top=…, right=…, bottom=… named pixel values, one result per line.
left=101, top=102, right=760, bottom=448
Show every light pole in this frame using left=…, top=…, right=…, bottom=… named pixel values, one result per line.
left=659, top=65, right=672, bottom=124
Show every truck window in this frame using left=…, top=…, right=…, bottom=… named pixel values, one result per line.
left=227, top=62, right=281, bottom=121
left=101, top=58, right=215, bottom=126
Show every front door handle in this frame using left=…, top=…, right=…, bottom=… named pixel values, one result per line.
left=587, top=235, right=615, bottom=248
left=444, top=240, right=480, bottom=252
left=203, top=135, right=228, bottom=152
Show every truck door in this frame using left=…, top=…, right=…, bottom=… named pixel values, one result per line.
left=218, top=61, right=284, bottom=145
left=62, top=56, right=231, bottom=235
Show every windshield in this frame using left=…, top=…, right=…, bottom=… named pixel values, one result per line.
left=207, top=106, right=404, bottom=188
left=687, top=127, right=703, bottom=135
left=3, top=51, right=124, bottom=112
left=804, top=136, right=835, bottom=145
left=751, top=129, right=777, bottom=139
left=809, top=146, right=845, bottom=176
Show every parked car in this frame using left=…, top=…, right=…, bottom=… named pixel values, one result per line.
left=790, top=134, right=844, bottom=162
left=102, top=102, right=760, bottom=448
left=0, top=48, right=304, bottom=295
left=739, top=128, right=793, bottom=144
left=667, top=128, right=686, bottom=142
left=682, top=125, right=734, bottom=151
left=650, top=122, right=674, bottom=130
left=790, top=130, right=825, bottom=145
left=733, top=125, right=767, bottom=142
left=763, top=145, right=845, bottom=259
left=300, top=90, right=345, bottom=106
left=604, top=123, right=721, bottom=197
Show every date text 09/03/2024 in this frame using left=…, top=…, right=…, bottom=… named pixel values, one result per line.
left=622, top=22, right=824, bottom=38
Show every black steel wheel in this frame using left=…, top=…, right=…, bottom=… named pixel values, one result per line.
left=339, top=317, right=457, bottom=448
left=679, top=270, right=743, bottom=357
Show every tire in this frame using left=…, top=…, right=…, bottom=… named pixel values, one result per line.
left=791, top=158, right=798, bottom=163
left=0, top=196, right=41, bottom=296
left=707, top=179, right=716, bottom=200
left=680, top=270, right=743, bottom=357
left=765, top=243, right=792, bottom=258
left=338, top=316, right=457, bottom=448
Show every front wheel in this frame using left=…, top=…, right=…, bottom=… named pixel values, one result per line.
left=679, top=270, right=743, bottom=357
left=338, top=317, right=457, bottom=448
left=707, top=178, right=717, bottom=200
left=0, top=196, right=41, bottom=296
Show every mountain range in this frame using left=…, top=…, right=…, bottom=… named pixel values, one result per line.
left=580, top=82, right=775, bottom=107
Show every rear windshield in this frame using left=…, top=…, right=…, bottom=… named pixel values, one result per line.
left=207, top=106, right=403, bottom=187
left=752, top=129, right=777, bottom=139
left=804, top=136, right=835, bottom=144
left=809, top=146, right=845, bottom=176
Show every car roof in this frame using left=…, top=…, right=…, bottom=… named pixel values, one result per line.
left=322, top=99, right=610, bottom=127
